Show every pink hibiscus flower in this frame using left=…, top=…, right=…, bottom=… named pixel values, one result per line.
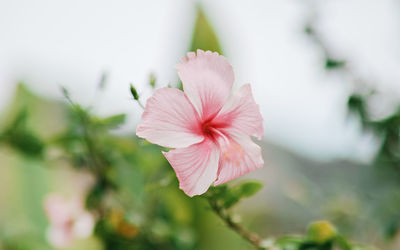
left=136, top=50, right=264, bottom=197
left=44, top=194, right=95, bottom=248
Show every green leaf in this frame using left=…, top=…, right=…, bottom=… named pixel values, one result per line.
left=2, top=109, right=45, bottom=157
left=325, top=58, right=346, bottom=70
left=347, top=94, right=368, bottom=122
left=206, top=181, right=263, bottom=209
left=190, top=7, right=222, bottom=54
left=6, top=129, right=45, bottom=157
left=86, top=179, right=108, bottom=209
left=275, top=235, right=305, bottom=249
left=223, top=181, right=263, bottom=208
left=95, top=114, right=127, bottom=129
left=334, top=235, right=352, bottom=250
left=233, top=180, right=263, bottom=198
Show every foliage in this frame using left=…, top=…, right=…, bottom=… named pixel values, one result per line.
left=189, top=7, right=222, bottom=54
left=304, top=15, right=400, bottom=242
left=0, top=6, right=391, bottom=250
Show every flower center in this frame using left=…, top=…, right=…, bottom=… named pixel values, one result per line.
left=201, top=121, right=214, bottom=137
left=201, top=117, right=229, bottom=140
left=201, top=119, right=244, bottom=165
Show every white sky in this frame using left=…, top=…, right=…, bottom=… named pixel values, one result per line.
left=0, top=0, right=399, bottom=161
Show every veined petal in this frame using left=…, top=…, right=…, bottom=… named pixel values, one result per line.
left=215, top=84, right=264, bottom=140
left=214, top=130, right=264, bottom=186
left=162, top=140, right=219, bottom=197
left=177, top=49, right=234, bottom=120
left=136, top=87, right=204, bottom=148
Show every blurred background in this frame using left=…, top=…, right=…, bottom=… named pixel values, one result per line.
left=1, top=0, right=400, bottom=249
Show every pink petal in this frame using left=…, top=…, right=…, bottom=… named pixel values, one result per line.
left=162, top=140, right=219, bottom=197
left=136, top=87, right=204, bottom=148
left=177, top=49, right=234, bottom=120
left=215, top=84, right=264, bottom=140
left=44, top=194, right=72, bottom=226
left=46, top=225, right=74, bottom=248
left=214, top=130, right=264, bottom=185
left=73, top=212, right=95, bottom=238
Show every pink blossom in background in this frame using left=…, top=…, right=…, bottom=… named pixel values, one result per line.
left=136, top=49, right=264, bottom=197
left=44, top=194, right=95, bottom=248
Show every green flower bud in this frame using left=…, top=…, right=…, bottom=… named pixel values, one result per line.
left=130, top=84, right=139, bottom=100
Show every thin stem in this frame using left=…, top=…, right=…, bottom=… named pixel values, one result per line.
left=207, top=198, right=266, bottom=249
left=136, top=99, right=145, bottom=110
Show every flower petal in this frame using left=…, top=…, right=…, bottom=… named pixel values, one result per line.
left=44, top=194, right=72, bottom=225
left=46, top=226, right=74, bottom=248
left=177, top=49, right=234, bottom=120
left=214, top=130, right=264, bottom=185
left=136, top=87, right=204, bottom=148
left=162, top=140, right=219, bottom=197
left=73, top=212, right=95, bottom=238
left=215, top=84, right=264, bottom=140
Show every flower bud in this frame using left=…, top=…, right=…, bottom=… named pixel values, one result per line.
left=307, top=220, right=337, bottom=244
left=130, top=84, right=139, bottom=100
left=149, top=73, right=156, bottom=88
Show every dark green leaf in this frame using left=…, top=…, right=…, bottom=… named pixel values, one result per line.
left=325, top=58, right=346, bottom=70
left=6, top=129, right=45, bottom=157
left=348, top=94, right=368, bottom=122
left=2, top=109, right=45, bottom=157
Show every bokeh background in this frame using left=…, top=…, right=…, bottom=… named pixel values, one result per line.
left=1, top=0, right=400, bottom=249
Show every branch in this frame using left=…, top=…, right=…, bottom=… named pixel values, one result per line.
left=207, top=198, right=267, bottom=249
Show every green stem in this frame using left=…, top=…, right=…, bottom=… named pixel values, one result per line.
left=207, top=198, right=266, bottom=249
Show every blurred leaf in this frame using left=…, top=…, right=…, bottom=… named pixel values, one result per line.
left=149, top=73, right=157, bottom=88
left=95, top=114, right=126, bottom=129
left=206, top=181, right=263, bottom=209
left=1, top=109, right=44, bottom=157
left=334, top=235, right=352, bottom=250
left=299, top=241, right=333, bottom=250
left=223, top=181, right=263, bottom=208
left=233, top=180, right=263, bottom=198
left=86, top=179, right=109, bottom=209
left=275, top=235, right=305, bottom=249
left=115, top=162, right=145, bottom=199
left=61, top=86, right=70, bottom=99
left=2, top=234, right=51, bottom=250
left=6, top=129, right=45, bottom=157
left=347, top=95, right=367, bottom=122
left=190, top=7, right=222, bottom=54
left=325, top=58, right=346, bottom=70
left=98, top=72, right=108, bottom=90
left=304, top=25, right=314, bottom=35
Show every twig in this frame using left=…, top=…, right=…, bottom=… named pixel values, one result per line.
left=207, top=198, right=267, bottom=249
left=130, top=84, right=145, bottom=110
left=136, top=99, right=145, bottom=110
